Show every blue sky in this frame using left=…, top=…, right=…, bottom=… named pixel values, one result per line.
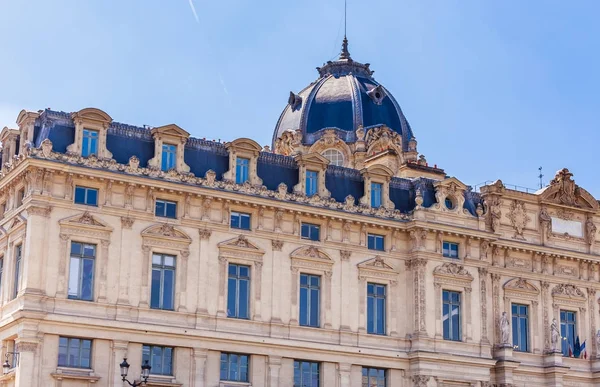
left=1, top=0, right=598, bottom=196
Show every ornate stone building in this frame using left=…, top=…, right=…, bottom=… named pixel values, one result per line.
left=0, top=39, right=598, bottom=387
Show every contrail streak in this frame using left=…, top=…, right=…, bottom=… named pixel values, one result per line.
left=188, top=0, right=200, bottom=23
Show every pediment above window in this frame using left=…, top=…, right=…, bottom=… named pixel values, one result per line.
left=551, top=283, right=586, bottom=306
left=71, top=108, right=112, bottom=126
left=290, top=245, right=333, bottom=271
left=503, top=277, right=539, bottom=300
left=358, top=256, right=398, bottom=281
left=59, top=211, right=112, bottom=240
left=433, top=262, right=473, bottom=287
left=433, top=177, right=468, bottom=213
left=218, top=235, right=265, bottom=262
left=150, top=124, right=190, bottom=142
left=538, top=168, right=598, bottom=210
left=141, top=223, right=192, bottom=252
left=6, top=214, right=26, bottom=232
left=225, top=138, right=262, bottom=155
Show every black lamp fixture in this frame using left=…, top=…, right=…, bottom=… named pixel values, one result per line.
left=120, top=358, right=151, bottom=386
left=2, top=352, right=19, bottom=374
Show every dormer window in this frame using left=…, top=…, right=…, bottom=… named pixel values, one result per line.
left=82, top=129, right=99, bottom=157
left=321, top=149, right=344, bottom=167
left=236, top=157, right=250, bottom=184
left=161, top=143, right=177, bottom=171
left=306, top=170, right=318, bottom=196
left=371, top=182, right=382, bottom=208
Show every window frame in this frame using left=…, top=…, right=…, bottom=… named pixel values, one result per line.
left=235, top=157, right=250, bottom=184
left=150, top=253, right=176, bottom=311
left=362, top=367, right=387, bottom=387
left=230, top=211, right=251, bottom=230
left=367, top=233, right=385, bottom=252
left=220, top=352, right=250, bottom=383
left=58, top=336, right=93, bottom=369
left=367, top=282, right=387, bottom=335
left=227, top=263, right=251, bottom=319
left=371, top=182, right=383, bottom=208
left=301, top=223, right=321, bottom=242
left=321, top=148, right=344, bottom=167
left=142, top=344, right=174, bottom=376
left=161, top=143, right=177, bottom=172
left=560, top=309, right=577, bottom=357
left=442, top=289, right=462, bottom=341
left=299, top=273, right=321, bottom=328
left=293, top=360, right=320, bottom=387
left=442, top=241, right=459, bottom=259
left=154, top=199, right=178, bottom=219
left=81, top=128, right=99, bottom=157
left=305, top=170, right=319, bottom=196
left=511, top=303, right=529, bottom=352
left=68, top=242, right=96, bottom=301
left=74, top=186, right=99, bottom=207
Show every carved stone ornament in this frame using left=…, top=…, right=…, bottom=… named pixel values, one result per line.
left=507, top=200, right=530, bottom=240
left=358, top=256, right=398, bottom=281
left=539, top=206, right=552, bottom=234
left=539, top=168, right=599, bottom=209
left=27, top=205, right=52, bottom=218
left=364, top=125, right=402, bottom=156
left=59, top=212, right=113, bottom=241
left=433, top=177, right=467, bottom=213
left=274, top=129, right=301, bottom=156
left=484, top=195, right=502, bottom=233
left=271, top=240, right=283, bottom=251
left=121, top=216, right=134, bottom=229
left=503, top=277, right=539, bottom=301
left=586, top=217, right=597, bottom=245
left=411, top=375, right=430, bottom=387
left=551, top=283, right=585, bottom=299
left=290, top=245, right=333, bottom=272
left=291, top=245, right=331, bottom=261
left=433, top=262, right=473, bottom=280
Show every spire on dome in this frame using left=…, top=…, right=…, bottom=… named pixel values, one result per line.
left=339, top=36, right=351, bottom=61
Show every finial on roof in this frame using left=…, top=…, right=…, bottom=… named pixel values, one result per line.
left=339, top=0, right=351, bottom=61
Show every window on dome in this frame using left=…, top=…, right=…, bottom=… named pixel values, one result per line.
left=321, top=149, right=344, bottom=167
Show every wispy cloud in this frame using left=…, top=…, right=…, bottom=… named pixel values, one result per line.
left=218, top=73, right=229, bottom=96
left=188, top=0, right=200, bottom=24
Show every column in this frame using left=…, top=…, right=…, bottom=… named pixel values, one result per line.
left=117, top=218, right=133, bottom=305
left=177, top=250, right=189, bottom=312
left=56, top=234, right=69, bottom=298
left=589, top=289, right=597, bottom=358
left=339, top=251, right=351, bottom=331
left=253, top=262, right=263, bottom=320
left=339, top=363, right=352, bottom=387
left=479, top=268, right=489, bottom=344
left=22, top=207, right=50, bottom=295
left=324, top=270, right=332, bottom=328
left=14, top=340, right=38, bottom=387
left=139, top=245, right=151, bottom=308
left=541, top=281, right=550, bottom=352
left=390, top=280, right=398, bottom=336
left=532, top=300, right=540, bottom=353
left=465, top=287, right=473, bottom=341
left=267, top=356, right=282, bottom=387
left=193, top=348, right=208, bottom=387
left=196, top=229, right=211, bottom=315
left=217, top=256, right=227, bottom=317
left=111, top=341, right=129, bottom=387
left=434, top=283, right=442, bottom=338
left=97, top=239, right=110, bottom=303
left=290, top=267, right=299, bottom=324
left=358, top=275, right=367, bottom=333
left=270, top=240, right=283, bottom=323
left=491, top=274, right=501, bottom=345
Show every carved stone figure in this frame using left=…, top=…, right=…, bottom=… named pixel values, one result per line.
left=539, top=206, right=552, bottom=235
left=551, top=168, right=577, bottom=206
left=551, top=318, right=561, bottom=351
left=274, top=130, right=297, bottom=156
left=480, top=241, right=489, bottom=260
left=484, top=196, right=502, bottom=232
left=364, top=126, right=401, bottom=156
left=586, top=217, right=597, bottom=245
left=500, top=311, right=510, bottom=344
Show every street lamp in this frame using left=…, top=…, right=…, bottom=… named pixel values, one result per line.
left=120, top=358, right=151, bottom=386
left=2, top=352, right=19, bottom=374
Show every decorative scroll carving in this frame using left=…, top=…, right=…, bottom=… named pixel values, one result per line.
left=358, top=256, right=398, bottom=281
left=507, top=200, right=530, bottom=240
left=552, top=284, right=585, bottom=299
left=539, top=168, right=598, bottom=209
left=340, top=250, right=351, bottom=261
left=271, top=240, right=283, bottom=251
left=121, top=217, right=134, bottom=229
left=433, top=262, right=472, bottom=279
left=411, top=375, right=430, bottom=387
left=59, top=212, right=113, bottom=240
left=198, top=228, right=212, bottom=239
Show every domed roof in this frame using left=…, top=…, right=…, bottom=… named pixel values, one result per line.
left=273, top=38, right=415, bottom=151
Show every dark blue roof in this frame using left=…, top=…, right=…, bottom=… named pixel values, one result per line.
left=32, top=109, right=480, bottom=216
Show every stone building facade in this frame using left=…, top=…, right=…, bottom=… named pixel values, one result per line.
left=0, top=40, right=599, bottom=387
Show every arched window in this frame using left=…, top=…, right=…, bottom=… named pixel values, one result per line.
left=321, top=149, right=344, bottom=167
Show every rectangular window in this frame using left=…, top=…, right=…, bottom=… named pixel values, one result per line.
left=560, top=310, right=577, bottom=357
left=58, top=337, right=92, bottom=369
left=235, top=157, right=250, bottom=184
left=371, top=182, right=382, bottom=208
left=305, top=170, right=318, bottom=196
left=442, top=241, right=459, bottom=259
left=227, top=264, right=250, bottom=319
left=81, top=129, right=98, bottom=157
left=367, top=283, right=386, bottom=335
left=362, top=367, right=387, bottom=387
left=143, top=345, right=173, bottom=376
left=294, top=360, right=319, bottom=387
left=512, top=304, right=529, bottom=352
left=368, top=233, right=385, bottom=251
left=443, top=290, right=461, bottom=341
left=74, top=186, right=98, bottom=206
left=301, top=223, right=320, bottom=241
left=68, top=242, right=96, bottom=301
left=155, top=199, right=177, bottom=219
left=16, top=189, right=24, bottom=207
left=13, top=245, right=21, bottom=299
left=220, top=352, right=249, bottom=382
left=230, top=211, right=251, bottom=230
left=300, top=274, right=320, bottom=327
left=161, top=143, right=177, bottom=171
left=150, top=254, right=176, bottom=310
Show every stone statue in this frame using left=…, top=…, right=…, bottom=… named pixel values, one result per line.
left=551, top=318, right=561, bottom=351
left=500, top=312, right=510, bottom=344
left=586, top=217, right=597, bottom=245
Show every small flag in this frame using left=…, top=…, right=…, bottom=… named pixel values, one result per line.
left=569, top=346, right=573, bottom=357
left=574, top=336, right=581, bottom=358
left=581, top=340, right=586, bottom=359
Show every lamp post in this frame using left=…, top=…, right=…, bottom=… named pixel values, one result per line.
left=2, top=352, right=19, bottom=374
left=120, top=358, right=151, bottom=386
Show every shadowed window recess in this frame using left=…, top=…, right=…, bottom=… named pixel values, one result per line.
left=300, top=274, right=320, bottom=327
left=74, top=186, right=98, bottom=206
left=367, top=283, right=386, bottom=335
left=228, top=264, right=250, bottom=319
left=220, top=352, right=249, bottom=382
left=443, top=290, right=461, bottom=341
left=151, top=254, right=175, bottom=310
left=68, top=242, right=96, bottom=301
left=143, top=345, right=173, bottom=376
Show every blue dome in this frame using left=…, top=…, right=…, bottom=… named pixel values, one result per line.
left=273, top=38, right=415, bottom=151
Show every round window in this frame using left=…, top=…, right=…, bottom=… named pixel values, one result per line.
left=321, top=149, right=344, bottom=167
left=445, top=197, right=455, bottom=210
